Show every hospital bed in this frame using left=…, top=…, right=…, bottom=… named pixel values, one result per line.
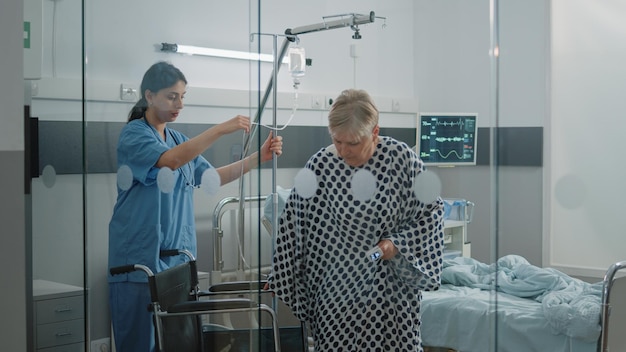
left=419, top=255, right=606, bottom=352
left=212, top=189, right=624, bottom=352
left=419, top=201, right=624, bottom=352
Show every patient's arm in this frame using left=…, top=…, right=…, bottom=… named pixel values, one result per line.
left=386, top=197, right=445, bottom=291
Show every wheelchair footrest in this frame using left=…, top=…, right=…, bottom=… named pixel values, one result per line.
left=202, top=326, right=305, bottom=352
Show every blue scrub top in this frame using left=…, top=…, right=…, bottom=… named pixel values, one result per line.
left=108, top=119, right=211, bottom=283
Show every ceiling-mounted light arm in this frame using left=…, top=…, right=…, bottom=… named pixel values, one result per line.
left=351, top=25, right=362, bottom=40
left=249, top=11, right=379, bottom=137
left=285, top=11, right=376, bottom=36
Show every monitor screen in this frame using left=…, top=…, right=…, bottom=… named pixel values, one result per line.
left=417, top=113, right=478, bottom=166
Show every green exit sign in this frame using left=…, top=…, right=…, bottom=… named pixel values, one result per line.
left=24, top=21, right=31, bottom=49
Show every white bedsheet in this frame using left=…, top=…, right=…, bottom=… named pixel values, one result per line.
left=420, top=255, right=601, bottom=352
left=421, top=285, right=597, bottom=352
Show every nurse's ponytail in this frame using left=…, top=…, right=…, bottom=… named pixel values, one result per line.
left=128, top=61, right=188, bottom=123
left=128, top=97, right=148, bottom=122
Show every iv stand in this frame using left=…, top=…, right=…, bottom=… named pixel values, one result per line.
left=242, top=11, right=378, bottom=157
left=233, top=10, right=377, bottom=283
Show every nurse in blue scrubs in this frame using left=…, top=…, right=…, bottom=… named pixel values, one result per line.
left=108, top=61, right=283, bottom=352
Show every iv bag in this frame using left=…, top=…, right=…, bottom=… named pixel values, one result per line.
left=288, top=46, right=306, bottom=78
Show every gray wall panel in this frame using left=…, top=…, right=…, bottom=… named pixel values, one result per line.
left=38, top=122, right=421, bottom=174
left=476, top=127, right=543, bottom=166
left=39, top=121, right=543, bottom=174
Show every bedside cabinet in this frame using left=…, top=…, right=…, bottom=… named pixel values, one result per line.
left=443, top=220, right=471, bottom=258
left=443, top=199, right=474, bottom=259
left=33, top=280, right=85, bottom=352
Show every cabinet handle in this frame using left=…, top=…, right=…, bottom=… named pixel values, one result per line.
left=55, top=332, right=72, bottom=337
left=55, top=306, right=73, bottom=313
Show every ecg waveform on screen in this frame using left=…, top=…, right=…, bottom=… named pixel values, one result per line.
left=419, top=116, right=477, bottom=164
left=426, top=148, right=465, bottom=160
left=430, top=119, right=468, bottom=128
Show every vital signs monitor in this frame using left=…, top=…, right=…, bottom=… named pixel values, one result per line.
left=417, top=113, right=478, bottom=166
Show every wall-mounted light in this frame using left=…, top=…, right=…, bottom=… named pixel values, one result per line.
left=160, top=43, right=287, bottom=63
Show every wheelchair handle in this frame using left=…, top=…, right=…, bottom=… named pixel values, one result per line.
left=109, top=265, right=136, bottom=275
left=160, top=249, right=195, bottom=261
left=160, top=249, right=180, bottom=257
left=109, top=264, right=154, bottom=277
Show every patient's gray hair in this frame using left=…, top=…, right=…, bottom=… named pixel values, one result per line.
left=328, top=89, right=379, bottom=140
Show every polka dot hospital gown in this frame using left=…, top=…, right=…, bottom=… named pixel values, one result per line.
left=269, top=136, right=445, bottom=352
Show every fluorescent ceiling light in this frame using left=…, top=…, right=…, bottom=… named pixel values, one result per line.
left=161, top=43, right=287, bottom=63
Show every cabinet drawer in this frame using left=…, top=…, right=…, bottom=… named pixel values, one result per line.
left=38, top=342, right=84, bottom=352
left=37, top=295, right=84, bottom=324
left=37, top=319, right=85, bottom=349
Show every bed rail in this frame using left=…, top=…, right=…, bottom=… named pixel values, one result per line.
left=211, top=195, right=268, bottom=280
left=599, top=260, right=626, bottom=352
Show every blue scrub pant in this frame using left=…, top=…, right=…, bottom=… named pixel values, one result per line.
left=110, top=282, right=155, bottom=352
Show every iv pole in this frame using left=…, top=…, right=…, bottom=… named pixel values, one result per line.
left=234, top=10, right=378, bottom=280
left=242, top=11, right=378, bottom=155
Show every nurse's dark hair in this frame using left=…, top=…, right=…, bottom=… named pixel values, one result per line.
left=127, top=61, right=188, bottom=122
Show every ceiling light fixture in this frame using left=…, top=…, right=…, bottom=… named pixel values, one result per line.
left=160, top=43, right=286, bottom=63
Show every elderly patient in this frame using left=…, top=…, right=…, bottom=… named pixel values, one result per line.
left=268, top=88, right=445, bottom=352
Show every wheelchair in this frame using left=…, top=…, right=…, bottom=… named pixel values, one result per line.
left=110, top=249, right=290, bottom=352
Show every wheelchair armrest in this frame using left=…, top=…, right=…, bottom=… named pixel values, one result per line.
left=168, top=298, right=257, bottom=313
left=206, top=280, right=269, bottom=293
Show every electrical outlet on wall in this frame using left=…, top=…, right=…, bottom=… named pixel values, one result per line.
left=91, top=337, right=111, bottom=352
left=120, top=84, right=137, bottom=101
left=391, top=99, right=400, bottom=112
left=311, top=96, right=322, bottom=109
left=325, top=96, right=334, bottom=109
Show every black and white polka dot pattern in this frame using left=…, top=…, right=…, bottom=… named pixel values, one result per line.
left=270, top=137, right=445, bottom=351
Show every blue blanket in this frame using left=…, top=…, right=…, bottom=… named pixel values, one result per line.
left=441, top=255, right=602, bottom=342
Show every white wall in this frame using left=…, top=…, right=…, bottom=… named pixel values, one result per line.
left=413, top=0, right=549, bottom=265
left=415, top=0, right=492, bottom=124
left=39, top=0, right=414, bottom=100
left=548, top=0, right=626, bottom=276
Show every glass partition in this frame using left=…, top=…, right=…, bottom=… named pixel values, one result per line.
left=80, top=1, right=277, bottom=350
left=28, top=0, right=86, bottom=351
left=26, top=0, right=497, bottom=351
left=26, top=0, right=498, bottom=351
left=37, top=0, right=626, bottom=351
left=548, top=1, right=626, bottom=350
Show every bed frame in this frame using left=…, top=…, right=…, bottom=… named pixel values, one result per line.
left=210, top=193, right=625, bottom=352
left=420, top=259, right=626, bottom=352
left=598, top=260, right=626, bottom=352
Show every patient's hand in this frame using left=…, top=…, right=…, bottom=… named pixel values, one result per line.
left=263, top=281, right=275, bottom=297
left=377, top=239, right=398, bottom=260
